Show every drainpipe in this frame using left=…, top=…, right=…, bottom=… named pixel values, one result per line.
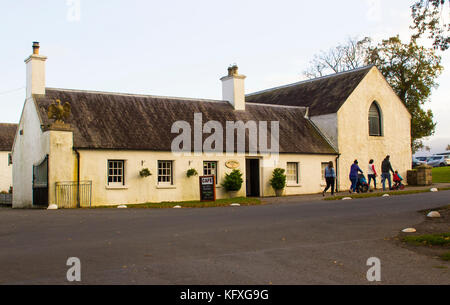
left=74, top=149, right=80, bottom=208
left=335, top=154, right=341, bottom=193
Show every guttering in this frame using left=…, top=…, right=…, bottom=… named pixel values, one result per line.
left=335, top=153, right=341, bottom=193
left=74, top=148, right=80, bottom=208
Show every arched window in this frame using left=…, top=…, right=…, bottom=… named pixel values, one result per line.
left=368, top=102, right=382, bottom=136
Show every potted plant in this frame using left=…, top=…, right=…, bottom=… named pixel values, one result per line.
left=186, top=168, right=198, bottom=178
left=221, top=169, right=243, bottom=198
left=139, top=168, right=152, bottom=178
left=270, top=168, right=286, bottom=197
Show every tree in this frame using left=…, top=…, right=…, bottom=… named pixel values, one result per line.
left=366, top=36, right=443, bottom=152
left=411, top=0, right=449, bottom=51
left=304, top=37, right=371, bottom=79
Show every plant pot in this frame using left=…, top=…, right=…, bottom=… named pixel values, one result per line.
left=275, top=189, right=284, bottom=197
left=228, top=191, right=239, bottom=198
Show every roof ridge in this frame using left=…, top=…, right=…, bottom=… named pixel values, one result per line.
left=0, top=123, right=18, bottom=126
left=45, top=87, right=227, bottom=104
left=246, top=65, right=374, bottom=97
left=247, top=102, right=308, bottom=110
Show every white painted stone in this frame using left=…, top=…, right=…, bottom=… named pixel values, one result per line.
left=427, top=211, right=441, bottom=218
left=430, top=188, right=438, bottom=192
left=117, top=205, right=127, bottom=209
left=173, top=205, right=182, bottom=209
left=382, top=194, right=390, bottom=197
left=402, top=228, right=416, bottom=233
left=342, top=197, right=352, bottom=200
left=47, top=204, right=58, bottom=210
left=230, top=203, right=241, bottom=207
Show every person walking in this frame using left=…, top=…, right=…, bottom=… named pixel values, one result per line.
left=322, top=161, right=336, bottom=196
left=349, top=160, right=363, bottom=194
left=368, top=159, right=377, bottom=190
left=381, top=155, right=395, bottom=191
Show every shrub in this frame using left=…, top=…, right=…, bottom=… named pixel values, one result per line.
left=139, top=168, right=152, bottom=177
left=270, top=168, right=286, bottom=191
left=186, top=168, right=198, bottom=178
left=222, top=169, right=243, bottom=192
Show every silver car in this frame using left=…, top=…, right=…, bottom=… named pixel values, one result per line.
left=427, top=155, right=450, bottom=167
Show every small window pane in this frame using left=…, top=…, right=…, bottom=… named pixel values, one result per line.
left=158, top=161, right=173, bottom=184
left=107, top=160, right=124, bottom=185
left=203, top=161, right=218, bottom=184
left=287, top=162, right=298, bottom=184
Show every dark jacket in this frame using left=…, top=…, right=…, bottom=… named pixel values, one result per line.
left=381, top=158, right=394, bottom=174
left=349, top=164, right=363, bottom=178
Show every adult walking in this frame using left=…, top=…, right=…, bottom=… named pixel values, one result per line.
left=368, top=159, right=377, bottom=190
left=322, top=161, right=336, bottom=196
left=381, top=155, right=395, bottom=191
left=349, top=160, right=363, bottom=194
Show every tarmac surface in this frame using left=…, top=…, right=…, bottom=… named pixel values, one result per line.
left=0, top=190, right=449, bottom=284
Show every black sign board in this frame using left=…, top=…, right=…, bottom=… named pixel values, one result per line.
left=199, top=175, right=216, bottom=202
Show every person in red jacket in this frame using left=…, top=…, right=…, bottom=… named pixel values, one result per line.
left=367, top=159, right=377, bottom=190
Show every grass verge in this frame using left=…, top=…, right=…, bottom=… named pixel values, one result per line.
left=401, top=233, right=450, bottom=247
left=91, top=197, right=262, bottom=209
left=441, top=252, right=450, bottom=261
left=324, top=187, right=450, bottom=201
left=432, top=166, right=450, bottom=183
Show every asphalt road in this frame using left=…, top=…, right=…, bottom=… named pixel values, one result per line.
left=1, top=191, right=449, bottom=284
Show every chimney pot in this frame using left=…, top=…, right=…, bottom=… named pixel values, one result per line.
left=32, top=42, right=40, bottom=55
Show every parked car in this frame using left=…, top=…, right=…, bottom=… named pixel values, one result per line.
left=412, top=156, right=429, bottom=168
left=427, top=155, right=450, bottom=167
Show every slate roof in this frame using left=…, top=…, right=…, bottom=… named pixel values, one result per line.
left=0, top=123, right=18, bottom=151
left=246, top=66, right=373, bottom=116
left=33, top=88, right=337, bottom=155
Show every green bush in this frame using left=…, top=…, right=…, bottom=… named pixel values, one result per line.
left=270, top=168, right=286, bottom=191
left=139, top=168, right=152, bottom=177
left=221, top=169, right=243, bottom=192
left=186, top=168, right=198, bottom=178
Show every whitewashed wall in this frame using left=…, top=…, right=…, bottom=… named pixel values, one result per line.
left=0, top=151, right=12, bottom=192
left=12, top=98, right=50, bottom=208
left=77, top=150, right=336, bottom=206
left=336, top=67, right=412, bottom=190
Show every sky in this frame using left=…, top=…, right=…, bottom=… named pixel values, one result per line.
left=0, top=0, right=448, bottom=154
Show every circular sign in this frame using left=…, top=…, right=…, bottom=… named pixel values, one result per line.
left=225, top=160, right=240, bottom=169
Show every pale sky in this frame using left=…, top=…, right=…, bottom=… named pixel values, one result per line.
left=0, top=0, right=448, bottom=153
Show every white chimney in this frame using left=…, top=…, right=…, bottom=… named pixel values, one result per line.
left=24, top=42, right=47, bottom=98
left=220, top=65, right=246, bottom=111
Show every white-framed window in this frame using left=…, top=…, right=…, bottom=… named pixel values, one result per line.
left=158, top=161, right=173, bottom=185
left=321, top=162, right=329, bottom=183
left=203, top=161, right=218, bottom=184
left=108, top=160, right=125, bottom=185
left=286, top=162, right=299, bottom=185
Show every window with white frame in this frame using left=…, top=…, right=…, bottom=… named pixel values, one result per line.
left=108, top=160, right=125, bottom=185
left=158, top=161, right=173, bottom=185
left=286, top=162, right=299, bottom=185
left=203, top=161, right=218, bottom=184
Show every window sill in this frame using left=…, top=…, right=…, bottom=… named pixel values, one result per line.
left=106, top=185, right=128, bottom=190
left=286, top=184, right=302, bottom=188
left=156, top=185, right=177, bottom=189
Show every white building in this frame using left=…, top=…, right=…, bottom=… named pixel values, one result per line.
left=0, top=123, right=17, bottom=193
left=12, top=43, right=411, bottom=208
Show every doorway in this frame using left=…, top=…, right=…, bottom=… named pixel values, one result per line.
left=33, top=155, right=48, bottom=207
left=246, top=159, right=260, bottom=197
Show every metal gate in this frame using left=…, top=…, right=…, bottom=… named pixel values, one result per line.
left=55, top=181, right=92, bottom=208
left=33, top=155, right=48, bottom=207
